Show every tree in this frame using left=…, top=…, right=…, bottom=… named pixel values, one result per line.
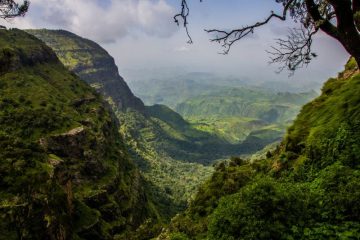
left=0, top=0, right=29, bottom=20
left=175, top=0, right=360, bottom=74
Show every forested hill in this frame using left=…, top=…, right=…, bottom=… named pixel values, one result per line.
left=127, top=74, right=318, bottom=145
left=27, top=29, right=317, bottom=163
left=26, top=30, right=321, bottom=223
left=0, top=29, right=157, bottom=239
left=160, top=60, right=360, bottom=239
left=3, top=27, right=357, bottom=239
left=27, top=29, right=145, bottom=112
left=27, top=28, right=218, bottom=221
left=176, top=89, right=318, bottom=121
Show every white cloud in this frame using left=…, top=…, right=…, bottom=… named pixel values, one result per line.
left=8, top=0, right=178, bottom=43
left=174, top=46, right=190, bottom=52
left=2, top=0, right=348, bottom=85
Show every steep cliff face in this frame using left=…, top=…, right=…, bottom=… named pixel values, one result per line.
left=0, top=29, right=154, bottom=239
left=27, top=29, right=145, bottom=112
left=26, top=29, right=293, bottom=161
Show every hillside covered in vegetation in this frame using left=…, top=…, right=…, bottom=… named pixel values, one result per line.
left=160, top=61, right=360, bottom=239
left=27, top=29, right=217, bottom=218
left=27, top=29, right=144, bottom=112
left=128, top=73, right=317, bottom=145
left=0, top=29, right=158, bottom=240
left=25, top=29, right=359, bottom=240
left=27, top=29, right=321, bottom=222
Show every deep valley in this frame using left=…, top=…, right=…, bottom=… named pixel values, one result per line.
left=0, top=2, right=359, bottom=238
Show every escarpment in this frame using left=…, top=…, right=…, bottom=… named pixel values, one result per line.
left=0, top=29, right=156, bottom=239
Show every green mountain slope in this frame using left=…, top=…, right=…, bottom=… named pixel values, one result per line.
left=127, top=74, right=317, bottom=118
left=27, top=29, right=302, bottom=162
left=127, top=72, right=317, bottom=147
left=175, top=87, right=317, bottom=146
left=27, top=29, right=217, bottom=220
left=161, top=62, right=360, bottom=239
left=176, top=89, right=317, bottom=122
left=129, top=78, right=218, bottom=109
left=145, top=104, right=189, bottom=130
left=28, top=30, right=315, bottom=230
left=0, top=29, right=156, bottom=240
left=26, top=29, right=144, bottom=112
left=118, top=109, right=213, bottom=218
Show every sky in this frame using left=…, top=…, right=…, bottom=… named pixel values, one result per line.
left=4, top=0, right=350, bottom=86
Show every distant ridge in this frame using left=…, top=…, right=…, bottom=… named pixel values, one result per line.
left=27, top=29, right=145, bottom=112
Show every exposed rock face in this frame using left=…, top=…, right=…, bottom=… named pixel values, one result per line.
left=27, top=29, right=145, bottom=112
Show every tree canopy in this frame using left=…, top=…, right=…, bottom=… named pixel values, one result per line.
left=175, top=0, right=360, bottom=74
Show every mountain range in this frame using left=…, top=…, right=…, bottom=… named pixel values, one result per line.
left=27, top=28, right=319, bottom=221
left=0, top=28, right=358, bottom=239
left=0, top=29, right=156, bottom=239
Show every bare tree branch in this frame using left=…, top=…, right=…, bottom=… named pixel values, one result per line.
left=174, top=0, right=200, bottom=44
left=267, top=27, right=318, bottom=75
left=205, top=0, right=295, bottom=54
left=0, top=0, right=29, bottom=19
left=175, top=0, right=360, bottom=73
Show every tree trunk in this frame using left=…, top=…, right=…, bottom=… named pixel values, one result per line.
left=306, top=0, right=360, bottom=68
left=329, top=0, right=360, bottom=68
left=336, top=29, right=360, bottom=68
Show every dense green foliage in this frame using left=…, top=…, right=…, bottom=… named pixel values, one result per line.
left=28, top=29, right=357, bottom=240
left=26, top=30, right=216, bottom=220
left=117, top=104, right=290, bottom=219
left=284, top=71, right=360, bottom=173
left=3, top=27, right=359, bottom=239
left=27, top=29, right=295, bottom=226
left=0, top=29, right=157, bottom=239
left=118, top=109, right=213, bottom=218
left=188, top=117, right=283, bottom=144
left=161, top=65, right=360, bottom=239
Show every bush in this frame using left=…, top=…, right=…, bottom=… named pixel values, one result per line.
left=208, top=177, right=310, bottom=240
